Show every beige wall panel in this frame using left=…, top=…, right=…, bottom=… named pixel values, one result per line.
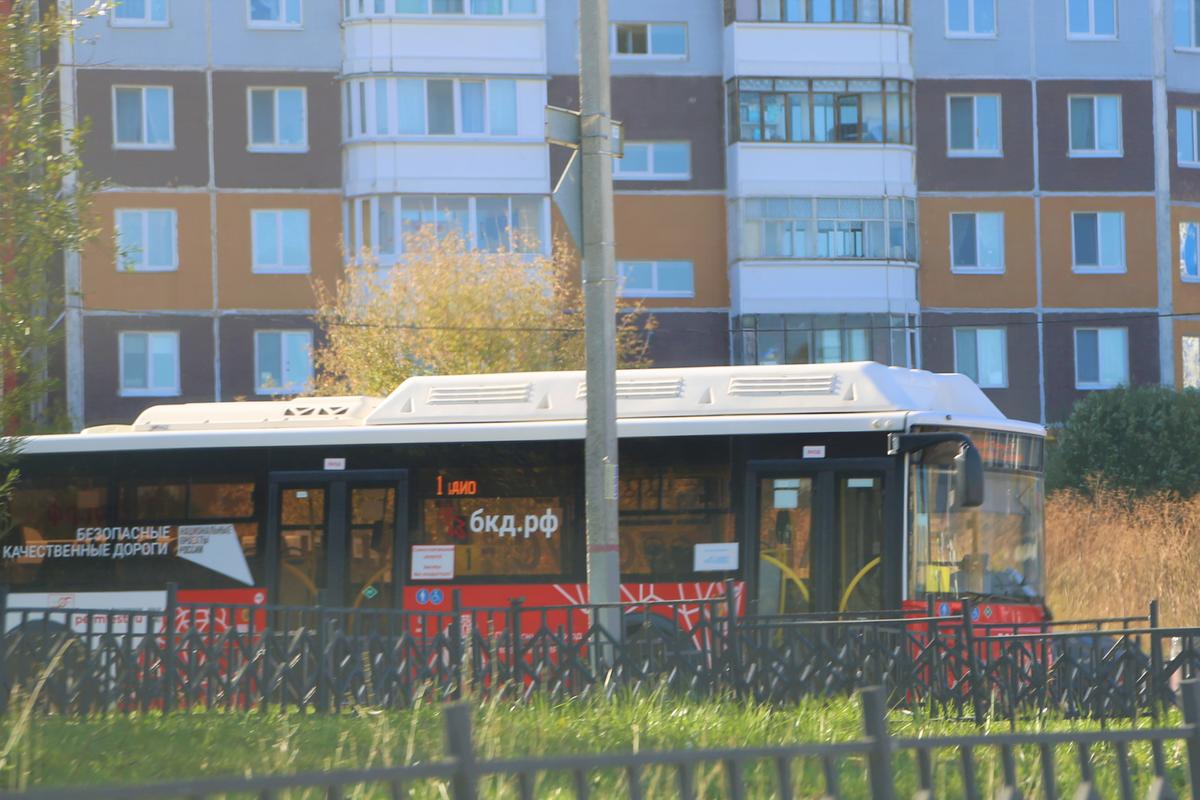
left=614, top=194, right=728, bottom=309
left=1040, top=196, right=1158, bottom=309
left=81, top=192, right=213, bottom=311
left=1173, top=205, right=1200, bottom=310
left=918, top=196, right=1037, bottom=309
left=216, top=193, right=343, bottom=310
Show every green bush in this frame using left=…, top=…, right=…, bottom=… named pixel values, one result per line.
left=1047, top=385, right=1200, bottom=497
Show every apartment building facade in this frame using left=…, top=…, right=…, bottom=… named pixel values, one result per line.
left=54, top=0, right=1200, bottom=428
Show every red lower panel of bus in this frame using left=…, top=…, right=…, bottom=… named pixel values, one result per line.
left=901, top=598, right=1047, bottom=629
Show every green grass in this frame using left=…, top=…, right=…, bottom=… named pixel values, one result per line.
left=0, top=690, right=1191, bottom=798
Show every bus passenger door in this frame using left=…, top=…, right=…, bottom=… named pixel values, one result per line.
left=276, top=484, right=329, bottom=606
left=755, top=475, right=819, bottom=614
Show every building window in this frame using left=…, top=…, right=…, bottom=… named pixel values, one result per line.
left=946, top=0, right=995, bottom=36
left=614, top=142, right=691, bottom=180
left=119, top=332, right=180, bottom=397
left=954, top=328, right=1007, bottom=388
left=113, top=0, right=169, bottom=26
left=360, top=195, right=548, bottom=257
left=113, top=86, right=173, bottom=149
left=611, top=23, right=687, bottom=57
left=1071, top=212, right=1125, bottom=272
left=115, top=209, right=178, bottom=272
left=1175, top=0, right=1200, bottom=49
left=729, top=78, right=913, bottom=145
left=950, top=212, right=1005, bottom=273
left=248, top=88, right=307, bottom=152
left=1182, top=222, right=1199, bottom=281
left=345, top=0, right=539, bottom=17
left=349, top=78, right=518, bottom=138
left=737, top=313, right=915, bottom=367
left=1067, top=0, right=1116, bottom=38
left=252, top=210, right=311, bottom=274
left=254, top=331, right=313, bottom=395
left=1179, top=107, right=1200, bottom=166
left=1183, top=335, right=1200, bottom=389
left=739, top=0, right=908, bottom=24
left=947, top=95, right=1001, bottom=156
left=1069, top=95, right=1122, bottom=156
left=740, top=197, right=917, bottom=262
left=249, top=0, right=302, bottom=27
left=1074, top=328, right=1128, bottom=389
left=617, top=261, right=695, bottom=298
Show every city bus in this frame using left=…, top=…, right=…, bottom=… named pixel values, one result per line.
left=0, top=363, right=1046, bottom=629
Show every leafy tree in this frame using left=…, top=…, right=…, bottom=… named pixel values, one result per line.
left=313, top=229, right=654, bottom=397
left=1047, top=385, right=1200, bottom=497
left=0, top=0, right=100, bottom=432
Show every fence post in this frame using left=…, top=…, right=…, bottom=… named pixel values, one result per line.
left=1180, top=679, right=1200, bottom=797
left=1150, top=599, right=1165, bottom=708
left=860, top=686, right=898, bottom=800
left=444, top=702, right=479, bottom=800
left=0, top=583, right=9, bottom=717
left=162, top=582, right=177, bottom=714
left=724, top=578, right=742, bottom=696
left=961, top=599, right=985, bottom=726
left=509, top=598, right=523, bottom=691
left=448, top=591, right=463, bottom=700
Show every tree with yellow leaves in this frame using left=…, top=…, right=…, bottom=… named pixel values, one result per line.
left=312, top=229, right=653, bottom=397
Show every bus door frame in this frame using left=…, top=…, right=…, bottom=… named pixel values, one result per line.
left=265, top=469, right=409, bottom=608
left=743, top=457, right=903, bottom=614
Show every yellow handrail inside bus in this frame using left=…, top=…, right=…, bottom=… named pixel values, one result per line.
left=838, top=556, right=881, bottom=613
left=759, top=553, right=810, bottom=604
left=281, top=562, right=319, bottom=602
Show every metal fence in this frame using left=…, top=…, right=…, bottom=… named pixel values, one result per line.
left=3, top=585, right=1197, bottom=722
left=8, top=681, right=1200, bottom=799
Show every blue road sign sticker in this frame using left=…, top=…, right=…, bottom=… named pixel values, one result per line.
left=938, top=602, right=951, bottom=616
left=430, top=589, right=445, bottom=605
left=416, top=589, right=430, bottom=605
left=971, top=607, right=981, bottom=621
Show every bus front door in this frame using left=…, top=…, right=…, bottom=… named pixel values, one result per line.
left=753, top=468, right=888, bottom=615
left=269, top=471, right=406, bottom=609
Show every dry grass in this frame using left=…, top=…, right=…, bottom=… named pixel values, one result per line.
left=1046, top=489, right=1200, bottom=626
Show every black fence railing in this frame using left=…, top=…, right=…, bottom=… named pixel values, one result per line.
left=8, top=681, right=1200, bottom=800
left=2, top=584, right=1197, bottom=722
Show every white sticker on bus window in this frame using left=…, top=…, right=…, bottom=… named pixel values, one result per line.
left=694, top=542, right=739, bottom=572
left=846, top=478, right=876, bottom=489
left=773, top=489, right=799, bottom=509
left=411, top=545, right=455, bottom=580
left=803, top=446, right=826, bottom=459
left=324, top=458, right=346, bottom=471
left=177, top=524, right=254, bottom=586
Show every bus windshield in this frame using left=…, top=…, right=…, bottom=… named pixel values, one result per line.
left=908, top=430, right=1044, bottom=601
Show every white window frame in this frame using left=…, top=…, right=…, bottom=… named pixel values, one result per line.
left=253, top=330, right=313, bottom=395
left=1066, top=0, right=1118, bottom=39
left=614, top=142, right=692, bottom=181
left=617, top=260, right=695, bottom=299
left=347, top=0, right=542, bottom=17
left=361, top=195, right=551, bottom=259
left=247, top=0, right=303, bottom=29
left=946, top=94, right=1003, bottom=157
left=1177, top=0, right=1200, bottom=50
left=949, top=211, right=1006, bottom=274
left=111, top=0, right=169, bottom=27
left=349, top=78, right=520, bottom=140
left=112, top=85, right=174, bottom=150
left=1179, top=107, right=1200, bottom=167
left=945, top=0, right=997, bottom=38
left=251, top=209, right=312, bottom=274
left=118, top=331, right=181, bottom=398
left=1071, top=211, right=1126, bottom=273
left=609, top=22, right=689, bottom=59
left=1074, top=327, right=1129, bottom=390
left=953, top=327, right=1008, bottom=389
left=114, top=209, right=179, bottom=273
left=1068, top=94, right=1123, bottom=158
left=246, top=87, right=309, bottom=153
left=1181, top=221, right=1200, bottom=282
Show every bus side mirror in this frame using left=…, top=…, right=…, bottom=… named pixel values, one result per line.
left=889, top=431, right=985, bottom=508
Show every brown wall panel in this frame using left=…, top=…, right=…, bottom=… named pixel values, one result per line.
left=1036, top=80, right=1155, bottom=192
left=548, top=76, right=726, bottom=192
left=1172, top=205, right=1200, bottom=311
left=614, top=194, right=729, bottom=308
left=918, top=196, right=1037, bottom=308
left=219, top=314, right=318, bottom=401
left=1042, top=312, right=1158, bottom=423
left=216, top=193, right=344, bottom=310
left=1040, top=195, right=1158, bottom=308
left=82, top=314, right=215, bottom=427
left=212, top=71, right=342, bottom=189
left=1169, top=92, right=1200, bottom=202
left=915, top=79, right=1034, bottom=193
left=77, top=69, right=209, bottom=188
left=919, top=311, right=1041, bottom=424
left=80, top=192, right=213, bottom=312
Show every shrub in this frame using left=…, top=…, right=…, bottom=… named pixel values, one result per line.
left=1047, top=385, right=1200, bottom=497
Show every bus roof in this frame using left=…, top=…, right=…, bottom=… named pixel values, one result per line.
left=21, top=363, right=1044, bottom=454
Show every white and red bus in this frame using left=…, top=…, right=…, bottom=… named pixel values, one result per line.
left=0, top=363, right=1046, bottom=625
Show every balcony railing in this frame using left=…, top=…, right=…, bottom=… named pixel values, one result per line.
left=725, top=0, right=909, bottom=26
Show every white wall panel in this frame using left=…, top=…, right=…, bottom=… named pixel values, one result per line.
left=343, top=20, right=547, bottom=76
left=724, top=24, right=912, bottom=80
left=727, top=144, right=916, bottom=197
left=344, top=142, right=550, bottom=196
left=732, top=262, right=918, bottom=315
